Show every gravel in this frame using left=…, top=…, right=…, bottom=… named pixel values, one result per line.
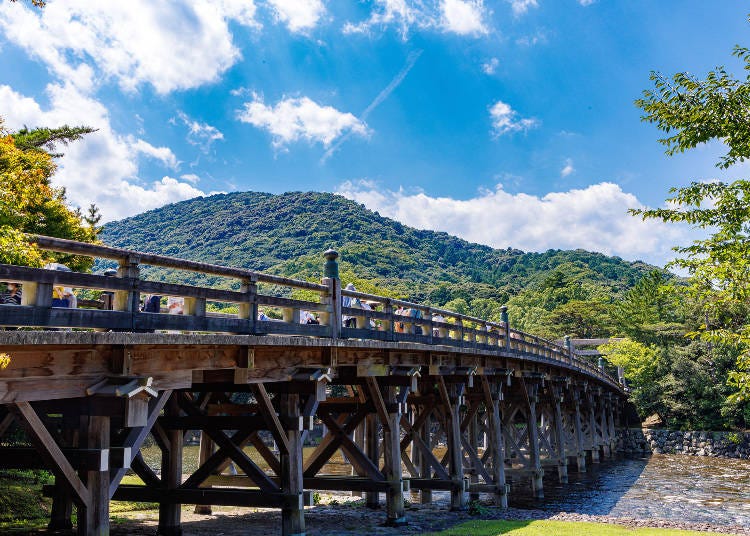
left=102, top=493, right=749, bottom=536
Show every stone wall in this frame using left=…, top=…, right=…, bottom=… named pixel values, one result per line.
left=616, top=428, right=750, bottom=459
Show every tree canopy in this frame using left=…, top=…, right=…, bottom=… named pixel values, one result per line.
left=0, top=117, right=98, bottom=271
left=633, top=24, right=750, bottom=402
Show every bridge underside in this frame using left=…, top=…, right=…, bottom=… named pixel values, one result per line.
left=0, top=332, right=623, bottom=536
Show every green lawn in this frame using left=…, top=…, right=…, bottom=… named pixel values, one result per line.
left=428, top=520, right=737, bottom=536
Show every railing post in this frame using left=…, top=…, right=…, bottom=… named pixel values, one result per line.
left=115, top=255, right=140, bottom=330
left=321, top=250, right=341, bottom=340
left=238, top=277, right=257, bottom=334
left=383, top=298, right=394, bottom=341
left=427, top=308, right=434, bottom=344
left=565, top=335, right=572, bottom=363
left=500, top=306, right=510, bottom=350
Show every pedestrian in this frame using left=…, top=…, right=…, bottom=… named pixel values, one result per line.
left=1, top=282, right=22, bottom=305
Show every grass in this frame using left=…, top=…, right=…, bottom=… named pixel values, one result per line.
left=427, top=520, right=738, bottom=536
left=0, top=470, right=54, bottom=530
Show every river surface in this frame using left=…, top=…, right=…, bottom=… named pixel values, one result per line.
left=507, top=454, right=750, bottom=526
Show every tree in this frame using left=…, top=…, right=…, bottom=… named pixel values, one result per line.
left=599, top=339, right=662, bottom=420
left=634, top=30, right=750, bottom=401
left=610, top=271, right=685, bottom=345
left=0, top=117, right=98, bottom=271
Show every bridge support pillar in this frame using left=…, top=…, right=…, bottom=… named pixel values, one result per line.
left=48, top=428, right=74, bottom=531
left=79, top=414, right=111, bottom=536
left=383, top=385, right=406, bottom=526
left=587, top=390, right=600, bottom=464
left=572, top=389, right=587, bottom=473
left=158, top=396, right=183, bottom=536
left=523, top=375, right=544, bottom=498
left=481, top=376, right=508, bottom=508
left=439, top=377, right=467, bottom=511
left=468, top=410, right=480, bottom=502
left=194, top=431, right=214, bottom=515
left=365, top=413, right=380, bottom=509
left=607, top=394, right=617, bottom=455
left=600, top=393, right=611, bottom=459
left=419, top=411, right=433, bottom=504
left=550, top=379, right=568, bottom=484
left=280, top=392, right=305, bottom=536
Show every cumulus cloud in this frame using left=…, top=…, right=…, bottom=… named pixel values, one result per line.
left=482, top=57, right=499, bottom=75
left=237, top=94, right=368, bottom=148
left=560, top=158, right=574, bottom=177
left=0, top=83, right=206, bottom=221
left=0, top=0, right=260, bottom=94
left=440, top=0, right=488, bottom=35
left=337, top=180, right=692, bottom=266
left=489, top=100, right=539, bottom=136
left=173, top=112, right=224, bottom=153
left=508, top=0, right=538, bottom=16
left=343, top=0, right=424, bottom=38
left=130, top=139, right=179, bottom=170
left=267, top=0, right=326, bottom=32
left=343, top=0, right=489, bottom=38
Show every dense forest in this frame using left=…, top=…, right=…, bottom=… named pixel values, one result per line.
left=101, top=190, right=750, bottom=431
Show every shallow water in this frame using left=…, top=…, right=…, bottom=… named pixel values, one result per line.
left=508, top=454, right=750, bottom=526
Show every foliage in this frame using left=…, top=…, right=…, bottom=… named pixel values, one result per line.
left=11, top=125, right=97, bottom=158
left=466, top=499, right=489, bottom=517
left=0, top=117, right=98, bottom=271
left=610, top=271, right=685, bottom=345
left=634, top=31, right=750, bottom=402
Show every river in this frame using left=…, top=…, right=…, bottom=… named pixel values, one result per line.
left=507, top=454, right=750, bottom=527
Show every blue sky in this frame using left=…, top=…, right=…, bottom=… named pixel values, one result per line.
left=0, top=0, right=747, bottom=267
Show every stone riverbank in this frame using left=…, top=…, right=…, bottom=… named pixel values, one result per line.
left=617, top=428, right=750, bottom=458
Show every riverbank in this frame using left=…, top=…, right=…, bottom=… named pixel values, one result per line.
left=618, top=429, right=750, bottom=458
left=92, top=500, right=748, bottom=535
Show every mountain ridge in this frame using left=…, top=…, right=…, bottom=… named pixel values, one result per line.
left=100, top=190, right=657, bottom=316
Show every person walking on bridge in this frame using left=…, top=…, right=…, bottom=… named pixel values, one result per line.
left=0, top=282, right=21, bottom=305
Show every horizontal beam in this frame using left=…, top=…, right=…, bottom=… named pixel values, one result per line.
left=112, top=485, right=308, bottom=508
left=0, top=447, right=130, bottom=470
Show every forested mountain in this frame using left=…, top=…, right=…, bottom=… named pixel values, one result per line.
left=101, top=190, right=653, bottom=308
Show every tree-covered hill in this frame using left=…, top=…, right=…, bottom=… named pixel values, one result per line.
left=101, top=190, right=655, bottom=316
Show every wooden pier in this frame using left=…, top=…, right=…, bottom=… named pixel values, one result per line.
left=0, top=236, right=627, bottom=535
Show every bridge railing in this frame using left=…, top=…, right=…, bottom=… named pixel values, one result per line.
left=0, top=235, right=619, bottom=387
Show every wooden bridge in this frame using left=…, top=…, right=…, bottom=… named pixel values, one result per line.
left=0, top=236, right=627, bottom=536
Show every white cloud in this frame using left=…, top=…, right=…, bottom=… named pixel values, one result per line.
left=516, top=29, right=547, bottom=47
left=237, top=94, right=368, bottom=148
left=344, top=0, right=491, bottom=38
left=0, top=83, right=206, bottom=221
left=180, top=173, right=202, bottom=184
left=174, top=112, right=224, bottom=153
left=578, top=0, right=596, bottom=5
left=267, top=0, right=326, bottom=32
left=343, top=0, right=424, bottom=38
left=130, top=139, right=179, bottom=170
left=508, top=0, right=538, bottom=16
left=489, top=100, right=539, bottom=136
left=440, top=0, right=488, bottom=35
left=561, top=158, right=574, bottom=177
left=482, top=57, right=499, bottom=75
left=0, top=0, right=260, bottom=94
left=337, top=180, right=693, bottom=267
